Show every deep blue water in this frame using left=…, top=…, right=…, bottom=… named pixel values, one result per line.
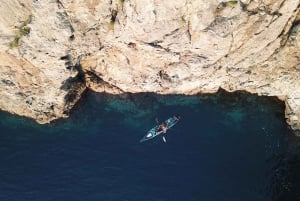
left=0, top=90, right=300, bottom=201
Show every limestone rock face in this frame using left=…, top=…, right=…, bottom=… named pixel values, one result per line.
left=0, top=0, right=300, bottom=129
left=0, top=0, right=86, bottom=123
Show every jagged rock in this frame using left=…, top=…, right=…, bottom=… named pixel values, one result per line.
left=0, top=0, right=300, bottom=130
left=0, top=0, right=86, bottom=123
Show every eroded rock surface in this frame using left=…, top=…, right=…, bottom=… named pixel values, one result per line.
left=0, top=0, right=85, bottom=123
left=0, top=0, right=300, bottom=129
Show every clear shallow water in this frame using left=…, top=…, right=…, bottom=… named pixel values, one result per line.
left=0, top=90, right=300, bottom=201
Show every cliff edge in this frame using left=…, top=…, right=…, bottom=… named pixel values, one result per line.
left=0, top=0, right=300, bottom=130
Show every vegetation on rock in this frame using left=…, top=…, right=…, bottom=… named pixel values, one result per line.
left=9, top=15, right=32, bottom=48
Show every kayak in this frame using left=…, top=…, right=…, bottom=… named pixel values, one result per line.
left=140, top=116, right=180, bottom=143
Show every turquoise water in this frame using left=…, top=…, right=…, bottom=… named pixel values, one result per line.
left=0, top=90, right=300, bottom=201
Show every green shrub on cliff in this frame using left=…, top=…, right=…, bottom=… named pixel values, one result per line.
left=119, top=0, right=125, bottom=7
left=108, top=9, right=118, bottom=31
left=217, top=1, right=238, bottom=10
left=19, top=25, right=31, bottom=36
left=181, top=16, right=186, bottom=25
left=228, top=1, right=238, bottom=7
left=8, top=37, right=20, bottom=48
left=108, top=21, right=115, bottom=31
left=8, top=15, right=32, bottom=48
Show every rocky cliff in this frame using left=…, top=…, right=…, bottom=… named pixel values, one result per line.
left=0, top=0, right=300, bottom=129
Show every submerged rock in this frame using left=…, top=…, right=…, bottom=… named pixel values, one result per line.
left=0, top=0, right=300, bottom=129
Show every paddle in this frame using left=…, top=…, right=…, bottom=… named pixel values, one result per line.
left=162, top=135, right=167, bottom=143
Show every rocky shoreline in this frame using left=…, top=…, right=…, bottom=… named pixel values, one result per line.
left=0, top=0, right=300, bottom=130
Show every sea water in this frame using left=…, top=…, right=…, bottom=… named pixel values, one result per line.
left=0, top=90, right=299, bottom=201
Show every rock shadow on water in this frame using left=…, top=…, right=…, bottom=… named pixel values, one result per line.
left=1, top=88, right=288, bottom=134
left=66, top=90, right=212, bottom=132
left=61, top=89, right=288, bottom=138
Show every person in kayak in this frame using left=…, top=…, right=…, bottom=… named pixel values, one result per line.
left=160, top=122, right=169, bottom=133
left=155, top=115, right=180, bottom=134
left=154, top=122, right=169, bottom=133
